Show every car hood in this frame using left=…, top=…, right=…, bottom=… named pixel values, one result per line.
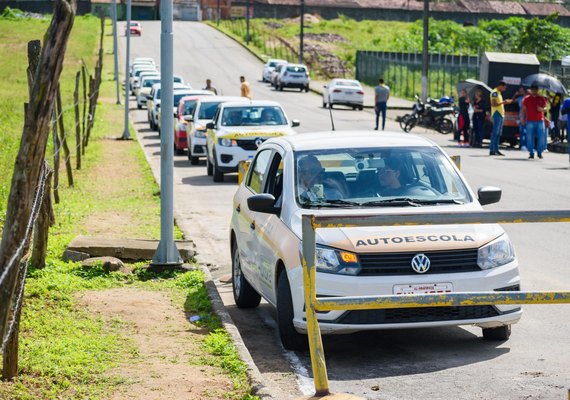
left=289, top=204, right=504, bottom=253
left=216, top=125, right=296, bottom=139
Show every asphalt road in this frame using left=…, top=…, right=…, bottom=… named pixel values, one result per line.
left=120, top=21, right=570, bottom=399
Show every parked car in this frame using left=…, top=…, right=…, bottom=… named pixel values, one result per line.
left=147, top=82, right=191, bottom=131
left=133, top=71, right=160, bottom=98
left=125, top=21, right=142, bottom=36
left=205, top=100, right=299, bottom=182
left=276, top=64, right=310, bottom=92
left=230, top=131, right=521, bottom=350
left=157, top=89, right=213, bottom=135
left=130, top=65, right=157, bottom=94
left=185, top=96, right=247, bottom=164
left=137, top=76, right=161, bottom=109
left=262, top=58, right=287, bottom=83
left=173, top=94, right=217, bottom=155
left=270, top=62, right=287, bottom=88
left=322, top=79, right=365, bottom=110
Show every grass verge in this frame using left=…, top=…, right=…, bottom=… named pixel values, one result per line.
left=0, top=13, right=258, bottom=400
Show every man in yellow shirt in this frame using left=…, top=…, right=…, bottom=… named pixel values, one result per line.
left=240, top=76, right=251, bottom=99
left=489, top=80, right=513, bottom=156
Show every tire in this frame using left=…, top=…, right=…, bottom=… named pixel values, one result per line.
left=300, top=88, right=303, bottom=92
left=399, top=114, right=412, bottom=131
left=187, top=140, right=193, bottom=161
left=279, top=84, right=284, bottom=91
left=232, top=243, right=261, bottom=308
left=404, top=117, right=417, bottom=133
left=359, top=106, right=364, bottom=111
left=137, top=103, right=142, bottom=110
left=206, top=153, right=213, bottom=176
left=277, top=272, right=309, bottom=351
left=190, top=156, right=199, bottom=165
left=213, top=152, right=224, bottom=182
left=176, top=148, right=184, bottom=156
left=305, top=86, right=309, bottom=93
left=322, top=100, right=327, bottom=108
left=482, top=325, right=511, bottom=341
left=438, top=118, right=454, bottom=134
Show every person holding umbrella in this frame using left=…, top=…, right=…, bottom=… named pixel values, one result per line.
left=489, top=80, right=513, bottom=156
left=521, top=83, right=548, bottom=159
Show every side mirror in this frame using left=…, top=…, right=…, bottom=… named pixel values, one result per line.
left=247, top=194, right=278, bottom=214
left=173, top=110, right=178, bottom=117
left=206, top=122, right=215, bottom=129
left=291, top=119, right=300, bottom=127
left=146, top=94, right=153, bottom=100
left=184, top=115, right=193, bottom=122
left=478, top=186, right=502, bottom=206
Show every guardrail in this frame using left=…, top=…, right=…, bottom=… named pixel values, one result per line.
left=300, top=210, right=570, bottom=397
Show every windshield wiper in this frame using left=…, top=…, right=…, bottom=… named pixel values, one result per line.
left=412, top=198, right=465, bottom=205
left=359, top=198, right=422, bottom=207
left=302, top=199, right=363, bottom=208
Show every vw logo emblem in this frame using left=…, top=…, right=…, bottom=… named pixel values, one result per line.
left=411, top=254, right=430, bottom=274
left=255, top=138, right=264, bottom=148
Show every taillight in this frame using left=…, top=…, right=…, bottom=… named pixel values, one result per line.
left=357, top=91, right=364, bottom=95
left=333, top=89, right=342, bottom=93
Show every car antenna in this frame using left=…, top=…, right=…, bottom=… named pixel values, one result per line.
left=328, top=103, right=336, bottom=131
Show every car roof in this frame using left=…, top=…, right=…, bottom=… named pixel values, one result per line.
left=199, top=96, right=248, bottom=104
left=221, top=100, right=283, bottom=108
left=267, top=59, right=287, bottom=64
left=152, top=82, right=190, bottom=90
left=286, top=63, right=307, bottom=69
left=269, top=131, right=436, bottom=151
left=332, top=79, right=361, bottom=85
left=175, top=89, right=214, bottom=96
left=180, top=94, right=216, bottom=102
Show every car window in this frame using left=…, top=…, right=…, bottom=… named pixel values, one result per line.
left=143, top=78, right=160, bottom=88
left=247, top=150, right=273, bottom=194
left=334, top=80, right=360, bottom=87
left=294, top=147, right=471, bottom=207
left=287, top=66, right=306, bottom=73
left=181, top=100, right=198, bottom=116
left=263, top=153, right=284, bottom=208
left=198, top=101, right=223, bottom=120
left=221, top=106, right=287, bottom=127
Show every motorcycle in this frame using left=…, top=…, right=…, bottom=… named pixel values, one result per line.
left=399, top=95, right=456, bottom=134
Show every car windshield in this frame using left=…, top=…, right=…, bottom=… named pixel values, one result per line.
left=287, top=66, right=306, bottom=73
left=174, top=93, right=192, bottom=107
left=295, top=147, right=471, bottom=208
left=334, top=80, right=360, bottom=87
left=143, top=78, right=160, bottom=88
left=198, top=101, right=223, bottom=120
left=221, top=106, right=287, bottom=127
left=181, top=100, right=198, bottom=116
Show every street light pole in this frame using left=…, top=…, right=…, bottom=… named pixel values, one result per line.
left=151, top=0, right=182, bottom=267
left=299, top=0, right=304, bottom=64
left=421, top=0, right=429, bottom=101
left=246, top=0, right=250, bottom=44
left=121, top=0, right=131, bottom=139
left=112, top=0, right=120, bottom=105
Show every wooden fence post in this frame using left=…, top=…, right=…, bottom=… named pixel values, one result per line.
left=81, top=63, right=87, bottom=155
left=52, top=110, right=61, bottom=204
left=30, top=168, right=55, bottom=269
left=74, top=71, right=81, bottom=170
left=56, top=85, right=73, bottom=187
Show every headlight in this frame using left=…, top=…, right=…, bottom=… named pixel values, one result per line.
left=477, top=235, right=516, bottom=270
left=219, top=138, right=236, bottom=147
left=304, top=245, right=361, bottom=276
left=195, top=129, right=207, bottom=138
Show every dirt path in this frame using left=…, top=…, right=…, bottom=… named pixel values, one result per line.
left=78, top=288, right=233, bottom=399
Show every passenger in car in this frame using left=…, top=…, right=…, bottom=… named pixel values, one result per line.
left=297, top=155, right=344, bottom=202
left=260, top=109, right=277, bottom=125
left=376, top=157, right=409, bottom=196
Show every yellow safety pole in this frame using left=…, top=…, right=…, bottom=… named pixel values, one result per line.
left=302, top=215, right=330, bottom=396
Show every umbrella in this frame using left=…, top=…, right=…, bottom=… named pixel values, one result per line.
left=456, top=79, right=492, bottom=99
left=521, top=73, right=567, bottom=95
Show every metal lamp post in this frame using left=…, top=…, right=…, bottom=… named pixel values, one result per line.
left=421, top=0, right=429, bottom=101
left=112, top=0, right=120, bottom=105
left=121, top=0, right=131, bottom=139
left=299, top=0, right=305, bottom=64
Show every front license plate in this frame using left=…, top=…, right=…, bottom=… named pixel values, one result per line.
left=393, top=283, right=453, bottom=295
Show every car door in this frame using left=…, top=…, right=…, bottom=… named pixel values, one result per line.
left=234, top=148, right=274, bottom=293
left=250, top=150, right=285, bottom=303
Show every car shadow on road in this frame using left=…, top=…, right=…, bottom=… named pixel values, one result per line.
left=181, top=174, right=238, bottom=186
left=144, top=142, right=161, bottom=147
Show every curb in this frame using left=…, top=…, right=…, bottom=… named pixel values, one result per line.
left=132, top=120, right=275, bottom=400
left=205, top=22, right=411, bottom=112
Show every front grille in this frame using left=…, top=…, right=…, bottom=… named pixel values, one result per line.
left=236, top=139, right=264, bottom=151
left=334, top=305, right=500, bottom=325
left=358, top=249, right=480, bottom=276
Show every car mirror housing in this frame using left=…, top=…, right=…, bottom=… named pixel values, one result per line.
left=206, top=122, right=215, bottom=129
left=183, top=115, right=193, bottom=122
left=247, top=194, right=278, bottom=214
left=291, top=119, right=301, bottom=127
left=478, top=186, right=502, bottom=206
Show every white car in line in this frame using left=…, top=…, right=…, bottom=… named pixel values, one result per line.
left=186, top=96, right=247, bottom=165
left=137, top=75, right=161, bottom=109
left=205, top=100, right=299, bottom=182
left=262, top=58, right=287, bottom=83
left=275, top=63, right=310, bottom=92
left=230, top=131, right=521, bottom=350
left=322, top=78, right=365, bottom=110
left=157, top=89, right=212, bottom=135
left=147, top=82, right=191, bottom=131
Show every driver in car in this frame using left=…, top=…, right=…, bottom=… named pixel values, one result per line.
left=297, top=155, right=344, bottom=202
left=376, top=157, right=407, bottom=196
left=260, top=108, right=277, bottom=125
left=225, top=110, right=243, bottom=126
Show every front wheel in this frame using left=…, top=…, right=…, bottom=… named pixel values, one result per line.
left=437, top=118, right=454, bottom=134
left=206, top=150, right=213, bottom=176
left=232, top=243, right=261, bottom=308
left=404, top=116, right=417, bottom=133
left=212, top=152, right=224, bottom=182
left=482, top=325, right=511, bottom=341
left=399, top=114, right=412, bottom=131
left=277, top=272, right=309, bottom=351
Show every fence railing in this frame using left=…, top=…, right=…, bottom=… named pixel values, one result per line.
left=300, top=210, right=570, bottom=397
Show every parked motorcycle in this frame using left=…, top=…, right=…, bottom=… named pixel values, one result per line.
left=399, top=95, right=456, bottom=134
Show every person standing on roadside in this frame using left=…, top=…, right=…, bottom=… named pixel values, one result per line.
left=521, top=83, right=548, bottom=159
left=514, top=86, right=528, bottom=151
left=203, top=78, right=218, bottom=95
left=240, top=76, right=252, bottom=99
left=549, top=92, right=562, bottom=143
left=458, top=89, right=470, bottom=146
left=489, top=80, right=512, bottom=156
left=472, top=90, right=486, bottom=148
left=374, top=78, right=390, bottom=131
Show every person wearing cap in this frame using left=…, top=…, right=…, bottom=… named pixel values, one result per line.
left=521, top=83, right=548, bottom=159
left=489, top=80, right=513, bottom=156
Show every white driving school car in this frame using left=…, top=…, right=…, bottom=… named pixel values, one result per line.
left=230, top=131, right=521, bottom=350
left=205, top=100, right=299, bottom=182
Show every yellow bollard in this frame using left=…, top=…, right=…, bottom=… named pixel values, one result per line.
left=237, top=159, right=251, bottom=185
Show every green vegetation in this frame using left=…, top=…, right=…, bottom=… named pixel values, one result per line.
left=0, top=13, right=257, bottom=400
